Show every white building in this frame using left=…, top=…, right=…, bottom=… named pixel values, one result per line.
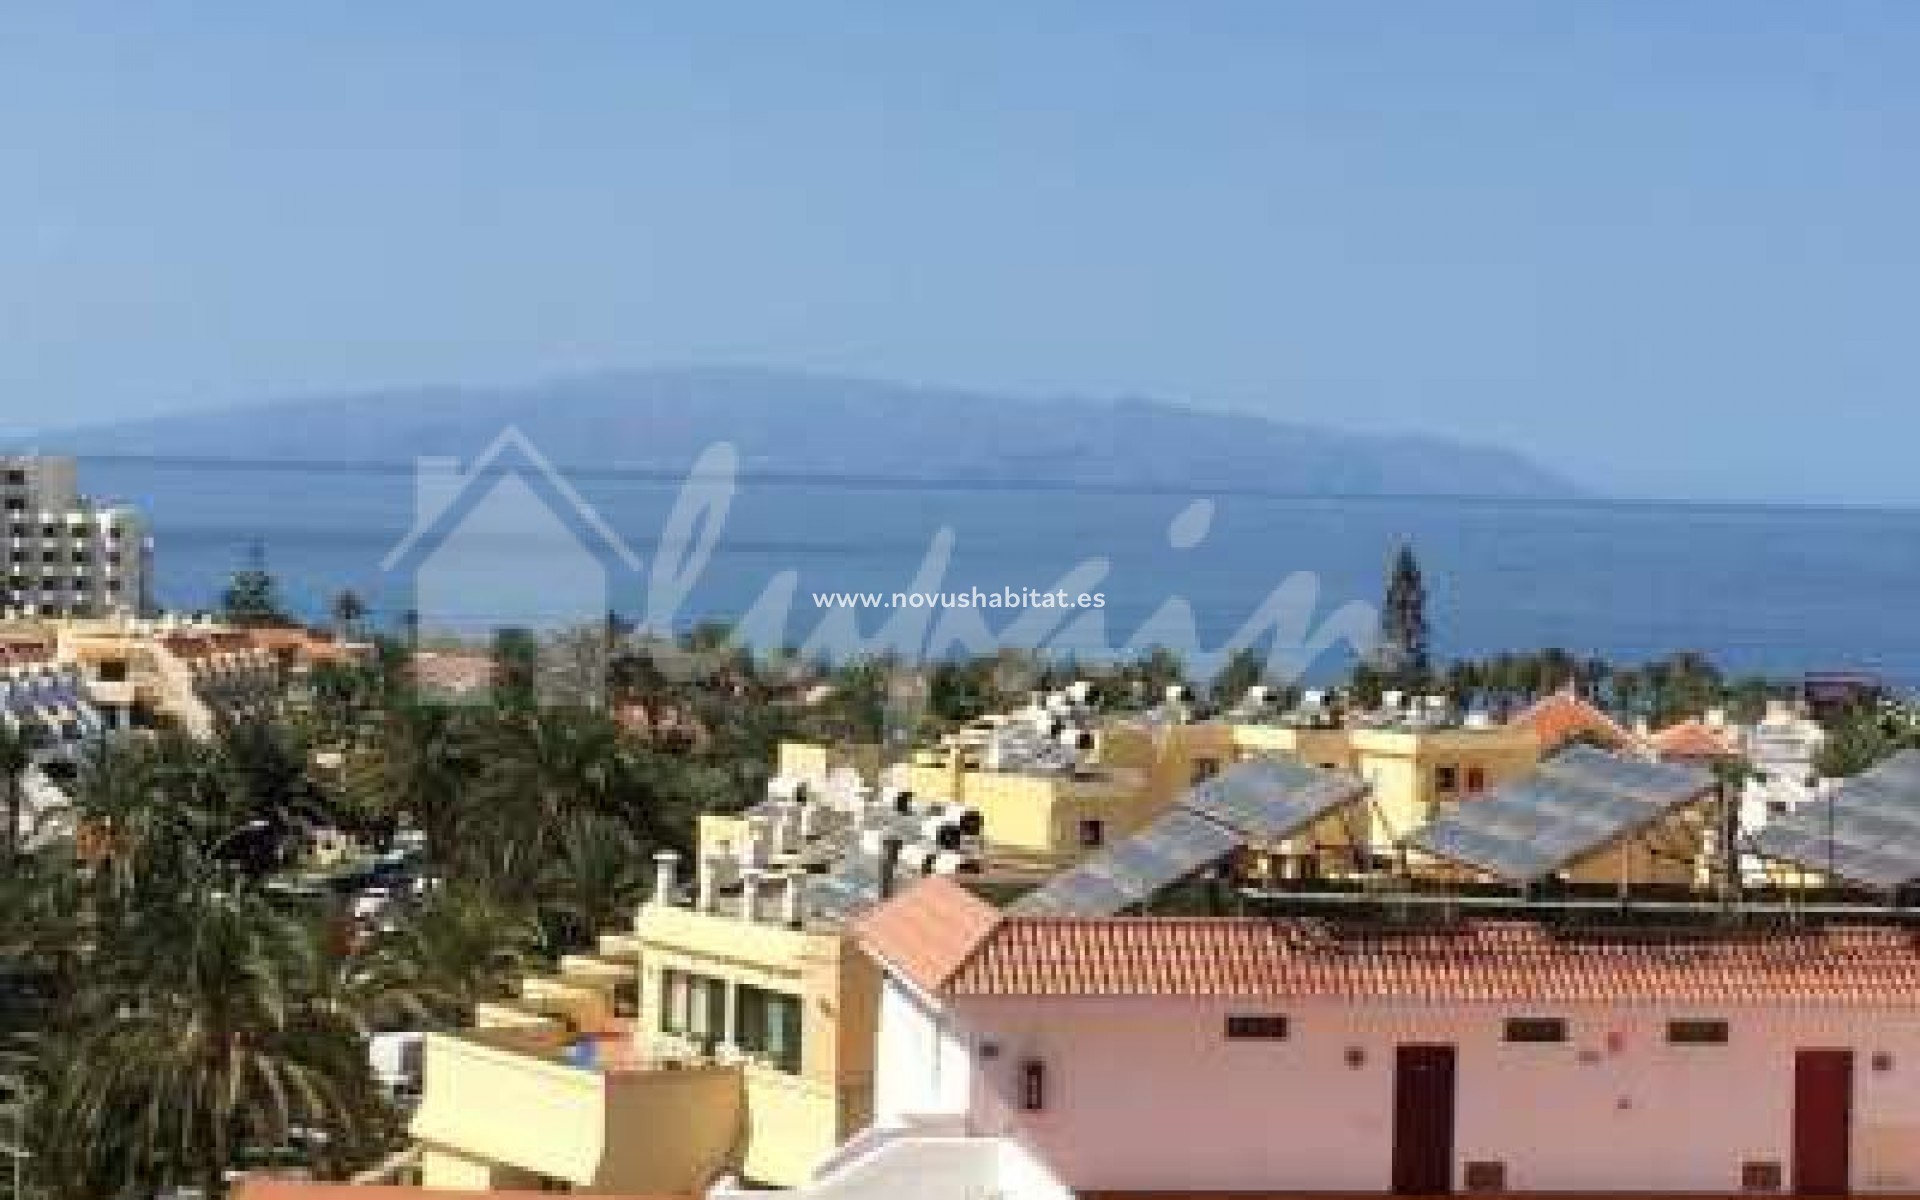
left=787, top=876, right=1920, bottom=1200
left=2, top=455, right=151, bottom=619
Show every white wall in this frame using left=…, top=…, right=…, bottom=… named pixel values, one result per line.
left=942, top=994, right=1920, bottom=1195
left=873, top=975, right=971, bottom=1127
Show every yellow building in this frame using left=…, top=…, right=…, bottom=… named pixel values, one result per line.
left=757, top=699, right=1542, bottom=873
left=413, top=852, right=884, bottom=1195
left=10, top=613, right=283, bottom=736
left=635, top=885, right=879, bottom=1188
left=889, top=743, right=1155, bottom=867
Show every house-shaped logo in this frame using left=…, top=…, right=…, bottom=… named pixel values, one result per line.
left=382, top=427, right=641, bottom=652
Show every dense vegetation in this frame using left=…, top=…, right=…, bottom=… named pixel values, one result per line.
left=4, top=562, right=1913, bottom=1196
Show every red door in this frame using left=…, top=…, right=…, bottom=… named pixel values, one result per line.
left=1794, top=1049, right=1853, bottom=1196
left=1394, top=1044, right=1456, bottom=1194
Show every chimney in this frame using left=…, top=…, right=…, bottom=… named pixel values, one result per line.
left=744, top=814, right=773, bottom=867
left=697, top=842, right=730, bottom=913
left=739, top=869, right=765, bottom=923
left=781, top=873, right=807, bottom=928
left=653, top=850, right=680, bottom=905
left=769, top=802, right=797, bottom=855
left=879, top=835, right=905, bottom=899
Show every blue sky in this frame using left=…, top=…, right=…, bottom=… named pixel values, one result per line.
left=2, top=4, right=1915, bottom=504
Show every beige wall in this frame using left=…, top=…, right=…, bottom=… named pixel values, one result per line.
left=776, top=740, right=884, bottom=783
left=412, top=1031, right=743, bottom=1194
left=635, top=902, right=879, bottom=1186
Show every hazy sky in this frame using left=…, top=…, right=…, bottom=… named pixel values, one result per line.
left=3, top=5, right=1915, bottom=504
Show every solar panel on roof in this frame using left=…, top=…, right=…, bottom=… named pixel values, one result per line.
left=1752, top=750, right=1920, bottom=888
left=1182, top=758, right=1369, bottom=841
left=1012, top=757, right=1367, bottom=916
left=1408, top=750, right=1715, bottom=883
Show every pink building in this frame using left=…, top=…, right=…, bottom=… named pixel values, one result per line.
left=846, top=877, right=1920, bottom=1198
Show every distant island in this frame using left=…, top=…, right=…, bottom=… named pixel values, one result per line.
left=27, top=365, right=1578, bottom=499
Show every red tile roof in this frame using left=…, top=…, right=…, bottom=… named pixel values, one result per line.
left=859, top=880, right=1920, bottom=1004
left=1510, top=687, right=1638, bottom=752
left=852, top=874, right=1002, bottom=994
left=1650, top=717, right=1739, bottom=761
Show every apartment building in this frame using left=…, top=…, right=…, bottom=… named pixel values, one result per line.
left=759, top=686, right=1541, bottom=876
left=0, top=613, right=282, bottom=736
left=839, top=875, right=1920, bottom=1199
left=0, top=637, right=106, bottom=846
left=1, top=455, right=151, bottom=619
left=412, top=764, right=969, bottom=1195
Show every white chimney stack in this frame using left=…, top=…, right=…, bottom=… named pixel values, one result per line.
left=769, top=802, right=798, bottom=855
left=739, top=869, right=765, bottom=923
left=781, top=873, right=807, bottom=928
left=744, top=815, right=773, bottom=867
left=697, top=841, right=731, bottom=913
left=653, top=850, right=680, bottom=905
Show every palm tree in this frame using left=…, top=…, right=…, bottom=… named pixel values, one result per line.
left=0, top=721, right=40, bottom=861
left=537, top=812, right=647, bottom=954
left=357, top=701, right=474, bottom=870
left=44, top=877, right=389, bottom=1198
left=331, top=589, right=367, bottom=640
left=349, top=884, right=537, bottom=1028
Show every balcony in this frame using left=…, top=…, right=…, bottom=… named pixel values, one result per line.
left=411, top=1026, right=746, bottom=1194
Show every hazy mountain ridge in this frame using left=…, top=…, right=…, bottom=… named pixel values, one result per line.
left=29, top=366, right=1580, bottom=498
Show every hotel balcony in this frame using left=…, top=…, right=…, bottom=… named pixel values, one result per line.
left=411, top=1025, right=747, bottom=1194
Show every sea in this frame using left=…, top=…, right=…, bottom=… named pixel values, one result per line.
left=77, top=458, right=1920, bottom=690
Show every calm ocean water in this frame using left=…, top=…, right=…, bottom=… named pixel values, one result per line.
left=79, top=459, right=1920, bottom=688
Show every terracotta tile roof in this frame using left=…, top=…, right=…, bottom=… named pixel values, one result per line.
left=857, top=883, right=1920, bottom=1004
left=410, top=650, right=498, bottom=695
left=851, top=874, right=1002, bottom=994
left=1510, top=687, right=1639, bottom=752
left=1650, top=717, right=1739, bottom=761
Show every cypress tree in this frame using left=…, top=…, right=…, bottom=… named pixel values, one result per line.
left=1375, top=543, right=1430, bottom=685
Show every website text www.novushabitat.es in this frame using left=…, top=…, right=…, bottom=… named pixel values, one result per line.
left=808, top=587, right=1107, bottom=611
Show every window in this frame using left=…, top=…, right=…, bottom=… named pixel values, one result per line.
left=1224, top=1014, right=1289, bottom=1040
left=1435, top=765, right=1459, bottom=793
left=1667, top=1019, right=1729, bottom=1045
left=1020, top=1059, right=1046, bottom=1111
left=1466, top=766, right=1488, bottom=793
left=660, top=969, right=725, bottom=1044
left=97, top=660, right=129, bottom=683
left=1742, top=1161, right=1783, bottom=1192
left=1077, top=819, right=1105, bottom=848
left=1465, top=1162, right=1508, bottom=1193
left=614, top=979, right=639, bottom=1019
left=1503, top=1017, right=1567, bottom=1043
left=1190, top=757, right=1221, bottom=785
left=3, top=469, right=24, bottom=485
left=735, top=984, right=804, bottom=1073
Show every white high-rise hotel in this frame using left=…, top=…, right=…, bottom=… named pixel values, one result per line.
left=2, top=455, right=151, bottom=617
